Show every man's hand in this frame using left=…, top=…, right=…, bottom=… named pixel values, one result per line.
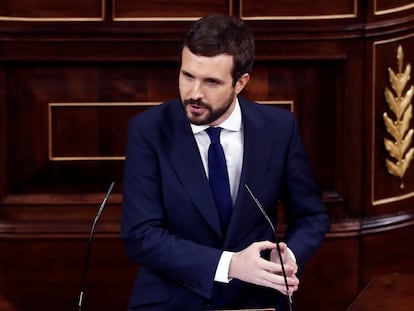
left=270, top=242, right=299, bottom=295
left=228, top=241, right=299, bottom=295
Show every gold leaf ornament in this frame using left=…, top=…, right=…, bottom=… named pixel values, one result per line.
left=383, top=45, right=414, bottom=189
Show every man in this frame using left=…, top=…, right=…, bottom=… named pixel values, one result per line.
left=121, top=14, right=330, bottom=311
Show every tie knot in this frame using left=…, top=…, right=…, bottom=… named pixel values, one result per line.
left=206, top=127, right=222, bottom=144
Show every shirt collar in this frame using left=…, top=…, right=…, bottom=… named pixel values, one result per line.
left=190, top=97, right=242, bottom=134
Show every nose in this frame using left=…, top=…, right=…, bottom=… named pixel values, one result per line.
left=190, top=80, right=203, bottom=100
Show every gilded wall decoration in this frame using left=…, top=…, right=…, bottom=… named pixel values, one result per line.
left=383, top=45, right=414, bottom=189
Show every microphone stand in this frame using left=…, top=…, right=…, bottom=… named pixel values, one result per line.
left=77, top=182, right=115, bottom=311
left=245, top=184, right=293, bottom=311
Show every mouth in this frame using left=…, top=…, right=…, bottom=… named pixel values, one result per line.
left=186, top=101, right=208, bottom=115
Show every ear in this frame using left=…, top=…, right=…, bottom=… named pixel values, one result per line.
left=234, top=73, right=250, bottom=94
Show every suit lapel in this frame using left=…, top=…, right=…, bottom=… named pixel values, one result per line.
left=225, top=99, right=275, bottom=246
left=167, top=101, right=223, bottom=238
left=166, top=99, right=275, bottom=243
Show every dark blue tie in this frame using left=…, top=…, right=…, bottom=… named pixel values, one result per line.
left=206, top=127, right=233, bottom=233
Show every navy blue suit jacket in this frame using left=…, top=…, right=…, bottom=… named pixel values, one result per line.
left=121, top=97, right=330, bottom=310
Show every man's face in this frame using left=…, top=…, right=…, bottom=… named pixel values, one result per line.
left=179, top=47, right=248, bottom=126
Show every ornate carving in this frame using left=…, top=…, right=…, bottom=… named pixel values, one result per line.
left=383, top=45, right=414, bottom=189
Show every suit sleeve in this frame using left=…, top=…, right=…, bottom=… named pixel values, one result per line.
left=121, top=118, right=222, bottom=299
left=281, top=115, right=331, bottom=273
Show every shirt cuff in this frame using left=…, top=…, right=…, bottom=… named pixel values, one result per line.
left=214, top=251, right=234, bottom=283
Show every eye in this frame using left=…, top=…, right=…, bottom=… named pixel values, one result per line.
left=205, top=78, right=221, bottom=86
left=182, top=71, right=194, bottom=80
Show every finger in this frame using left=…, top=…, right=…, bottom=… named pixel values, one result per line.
left=261, top=267, right=299, bottom=286
left=259, top=270, right=299, bottom=294
left=261, top=258, right=296, bottom=275
left=270, top=243, right=289, bottom=263
left=255, top=240, right=277, bottom=252
left=278, top=283, right=299, bottom=296
left=277, top=242, right=287, bottom=252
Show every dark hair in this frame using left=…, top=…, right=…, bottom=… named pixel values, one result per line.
left=183, top=14, right=255, bottom=85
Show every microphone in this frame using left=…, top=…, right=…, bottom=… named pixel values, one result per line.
left=244, top=184, right=293, bottom=311
left=77, top=181, right=115, bottom=311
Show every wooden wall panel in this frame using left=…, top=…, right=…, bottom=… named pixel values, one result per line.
left=49, top=103, right=145, bottom=160
left=0, top=0, right=103, bottom=19
left=370, top=36, right=414, bottom=213
left=113, top=0, right=231, bottom=20
left=361, top=221, right=414, bottom=285
left=366, top=0, right=414, bottom=22
left=0, top=67, right=6, bottom=199
left=374, top=0, right=414, bottom=15
left=6, top=63, right=178, bottom=195
left=241, top=0, right=357, bottom=19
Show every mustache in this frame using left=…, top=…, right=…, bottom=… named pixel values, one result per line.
left=184, top=99, right=209, bottom=108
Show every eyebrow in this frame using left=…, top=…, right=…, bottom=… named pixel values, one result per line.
left=181, top=69, right=225, bottom=84
left=181, top=69, right=193, bottom=76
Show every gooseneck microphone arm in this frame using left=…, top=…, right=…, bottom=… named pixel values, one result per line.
left=77, top=181, right=115, bottom=311
left=244, top=184, right=293, bottom=311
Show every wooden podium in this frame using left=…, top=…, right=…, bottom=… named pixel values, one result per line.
left=0, top=294, right=17, bottom=311
left=346, top=273, right=414, bottom=311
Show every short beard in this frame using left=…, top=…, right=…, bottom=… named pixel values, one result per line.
left=183, top=92, right=235, bottom=125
